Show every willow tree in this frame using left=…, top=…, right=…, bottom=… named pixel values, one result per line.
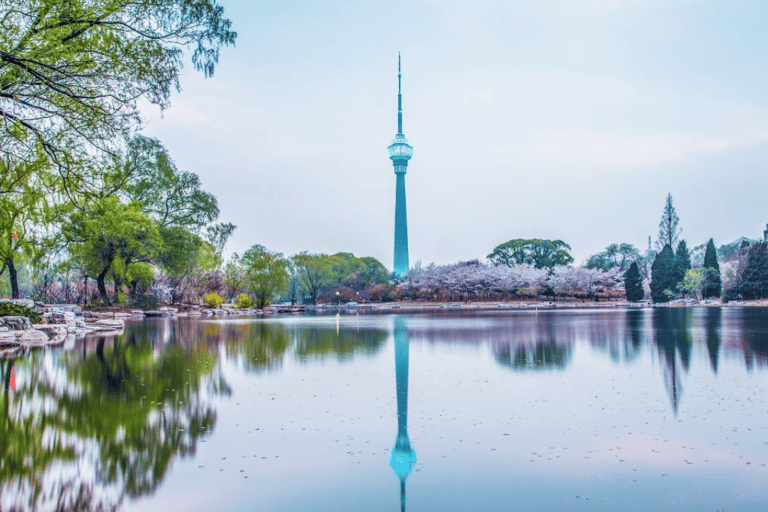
left=0, top=0, right=236, bottom=175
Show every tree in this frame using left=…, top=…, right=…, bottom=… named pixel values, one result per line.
left=65, top=197, right=163, bottom=304
left=292, top=253, right=332, bottom=304
left=488, top=239, right=574, bottom=269
left=673, top=240, right=691, bottom=289
left=1, top=0, right=236, bottom=164
left=650, top=244, right=675, bottom=303
left=222, top=253, right=246, bottom=300
left=656, top=193, right=682, bottom=251
left=585, top=243, right=640, bottom=271
left=679, top=268, right=717, bottom=300
left=702, top=238, right=721, bottom=299
left=242, top=245, right=288, bottom=309
left=737, top=241, right=768, bottom=299
left=125, top=136, right=219, bottom=231
left=624, top=261, right=644, bottom=302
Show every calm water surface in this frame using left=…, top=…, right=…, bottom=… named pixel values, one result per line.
left=2, top=308, right=768, bottom=511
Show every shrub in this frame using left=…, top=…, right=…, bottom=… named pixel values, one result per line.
left=135, top=294, right=159, bottom=309
left=235, top=293, right=253, bottom=308
left=0, top=302, right=43, bottom=324
left=203, top=292, right=225, bottom=308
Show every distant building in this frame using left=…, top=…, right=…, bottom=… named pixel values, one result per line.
left=764, top=224, right=768, bottom=242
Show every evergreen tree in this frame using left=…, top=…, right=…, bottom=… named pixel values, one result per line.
left=673, top=240, right=691, bottom=290
left=656, top=193, right=682, bottom=251
left=624, top=261, right=645, bottom=302
left=738, top=241, right=768, bottom=299
left=650, top=244, right=675, bottom=303
left=702, top=238, right=721, bottom=299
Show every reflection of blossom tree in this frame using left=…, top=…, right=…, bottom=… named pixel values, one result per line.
left=0, top=331, right=224, bottom=512
left=491, top=315, right=573, bottom=371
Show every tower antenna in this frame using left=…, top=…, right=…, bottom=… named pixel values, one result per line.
left=398, top=53, right=403, bottom=134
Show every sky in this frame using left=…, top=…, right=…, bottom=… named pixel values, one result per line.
left=140, top=0, right=768, bottom=269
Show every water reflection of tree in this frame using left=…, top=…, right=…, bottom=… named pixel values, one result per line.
left=291, top=325, right=388, bottom=362
left=222, top=322, right=291, bottom=372
left=704, top=307, right=721, bottom=373
left=0, top=331, right=224, bottom=512
left=732, top=308, right=768, bottom=370
left=652, top=308, right=693, bottom=414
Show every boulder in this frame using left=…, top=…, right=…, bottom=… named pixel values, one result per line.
left=44, top=311, right=76, bottom=326
left=0, top=316, right=32, bottom=331
left=17, top=329, right=49, bottom=346
left=33, top=324, right=68, bottom=341
left=92, top=319, right=125, bottom=332
left=0, top=329, right=16, bottom=345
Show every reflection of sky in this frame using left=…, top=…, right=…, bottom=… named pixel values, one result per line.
left=111, top=310, right=768, bottom=511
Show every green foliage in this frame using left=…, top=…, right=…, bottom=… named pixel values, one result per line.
left=650, top=244, right=675, bottom=303
left=235, top=293, right=253, bottom=309
left=678, top=268, right=718, bottom=300
left=203, top=292, right=224, bottom=308
left=222, top=253, right=247, bottom=300
left=0, top=302, right=43, bottom=324
left=488, top=239, right=574, bottom=269
left=125, top=136, right=220, bottom=231
left=702, top=238, right=721, bottom=298
left=134, top=294, right=159, bottom=309
left=737, top=241, right=768, bottom=299
left=585, top=243, right=640, bottom=271
left=673, top=240, right=691, bottom=289
left=127, top=263, right=154, bottom=290
left=624, top=261, right=645, bottom=302
left=290, top=252, right=389, bottom=304
left=0, top=156, right=54, bottom=298
left=1, top=0, right=237, bottom=163
left=65, top=196, right=163, bottom=304
left=242, top=245, right=288, bottom=309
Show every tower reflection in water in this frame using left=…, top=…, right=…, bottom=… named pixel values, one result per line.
left=389, top=317, right=416, bottom=512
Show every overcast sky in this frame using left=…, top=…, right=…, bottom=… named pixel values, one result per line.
left=140, top=0, right=768, bottom=268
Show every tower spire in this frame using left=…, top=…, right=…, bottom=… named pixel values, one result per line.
left=398, top=53, right=402, bottom=134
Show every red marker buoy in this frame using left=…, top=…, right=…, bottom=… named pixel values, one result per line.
left=10, top=367, right=15, bottom=392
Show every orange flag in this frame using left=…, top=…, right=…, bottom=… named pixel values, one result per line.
left=10, top=367, right=15, bottom=392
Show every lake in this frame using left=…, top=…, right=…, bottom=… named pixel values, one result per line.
left=2, top=307, right=768, bottom=511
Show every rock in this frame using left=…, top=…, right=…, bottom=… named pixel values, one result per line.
left=144, top=310, right=168, bottom=317
left=92, top=319, right=125, bottom=332
left=0, top=330, right=16, bottom=345
left=0, top=316, right=32, bottom=331
left=159, top=306, right=178, bottom=315
left=17, top=329, right=49, bottom=346
left=46, top=311, right=76, bottom=325
left=0, top=341, right=24, bottom=358
left=33, top=324, right=68, bottom=341
left=131, top=310, right=145, bottom=316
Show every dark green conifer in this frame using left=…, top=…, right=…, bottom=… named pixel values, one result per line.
left=673, top=240, right=691, bottom=289
left=624, top=261, right=645, bottom=302
left=739, top=241, right=768, bottom=299
left=650, top=244, right=675, bottom=303
left=702, top=238, right=721, bottom=299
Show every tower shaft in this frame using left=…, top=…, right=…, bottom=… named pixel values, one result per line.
left=394, top=173, right=409, bottom=278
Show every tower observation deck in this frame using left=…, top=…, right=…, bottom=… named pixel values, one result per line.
left=388, top=54, right=413, bottom=279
